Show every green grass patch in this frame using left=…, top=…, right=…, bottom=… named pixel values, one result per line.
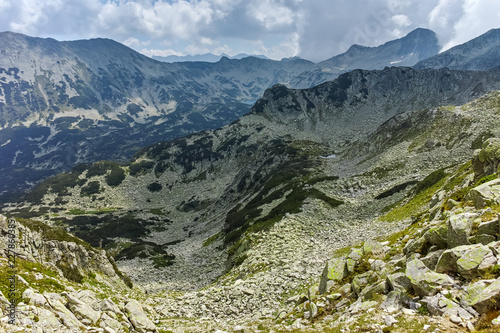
left=380, top=174, right=447, bottom=223
left=476, top=174, right=498, bottom=187
left=202, top=232, right=221, bottom=247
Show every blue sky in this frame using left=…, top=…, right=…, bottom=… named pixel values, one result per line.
left=0, top=0, right=499, bottom=62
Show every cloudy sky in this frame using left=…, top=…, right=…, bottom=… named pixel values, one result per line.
left=0, top=0, right=498, bottom=62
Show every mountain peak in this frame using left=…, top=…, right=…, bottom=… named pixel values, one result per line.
left=319, top=28, right=439, bottom=70
left=414, top=27, right=500, bottom=71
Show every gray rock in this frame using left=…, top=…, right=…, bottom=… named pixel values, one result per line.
left=477, top=219, right=499, bottom=237
left=421, top=249, right=445, bottom=270
left=386, top=272, right=412, bottom=292
left=380, top=290, right=411, bottom=313
left=385, top=315, right=398, bottom=326
left=461, top=277, right=500, bottom=314
left=470, top=234, right=497, bottom=245
left=468, top=179, right=500, bottom=209
left=319, top=258, right=348, bottom=294
left=66, top=294, right=101, bottom=325
left=424, top=224, right=448, bottom=249
left=457, top=245, right=497, bottom=279
left=406, top=258, right=454, bottom=297
left=352, top=271, right=378, bottom=296
left=124, top=300, right=158, bottom=333
left=447, top=213, right=478, bottom=248
left=435, top=244, right=482, bottom=274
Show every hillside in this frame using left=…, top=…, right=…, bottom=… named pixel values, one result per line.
left=3, top=68, right=500, bottom=331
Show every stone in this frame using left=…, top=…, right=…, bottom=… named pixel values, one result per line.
left=348, top=248, right=364, bottom=261
left=450, top=315, right=462, bottom=324
left=363, top=241, right=384, bottom=256
left=386, top=272, right=412, bottom=292
left=468, top=179, right=500, bottom=209
left=303, top=301, right=318, bottom=319
left=124, top=300, right=157, bottom=333
left=286, top=294, right=307, bottom=305
left=457, top=245, right=496, bottom=279
left=447, top=199, right=459, bottom=210
left=380, top=290, right=411, bottom=313
left=424, top=224, right=448, bottom=249
left=66, top=294, right=101, bottom=325
left=492, top=315, right=500, bottom=325
left=406, top=258, right=454, bottom=297
left=447, top=213, right=478, bottom=248
left=99, top=313, right=123, bottom=332
left=100, top=298, right=122, bottom=314
left=36, top=308, right=62, bottom=330
left=435, top=244, right=482, bottom=274
left=469, top=234, right=497, bottom=245
left=22, top=289, right=47, bottom=308
left=423, top=294, right=474, bottom=320
left=421, top=250, right=445, bottom=270
left=472, top=138, right=500, bottom=179
left=477, top=219, right=499, bottom=237
left=461, top=278, right=500, bottom=314
left=359, top=280, right=387, bottom=300
left=403, top=236, right=427, bottom=255
left=384, top=315, right=397, bottom=326
left=352, top=271, right=377, bottom=296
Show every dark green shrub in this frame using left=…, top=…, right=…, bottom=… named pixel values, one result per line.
left=414, top=169, right=447, bottom=194
left=106, top=165, right=125, bottom=186
left=81, top=181, right=100, bottom=196
left=147, top=182, right=162, bottom=192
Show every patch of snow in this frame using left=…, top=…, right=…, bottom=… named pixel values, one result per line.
left=320, top=154, right=337, bottom=159
left=12, top=150, right=21, bottom=165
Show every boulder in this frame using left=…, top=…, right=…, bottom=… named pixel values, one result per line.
left=66, top=294, right=101, bottom=325
left=424, top=224, right=448, bottom=249
left=359, top=280, right=387, bottom=300
left=461, top=278, right=500, bottom=314
left=470, top=234, right=497, bottom=245
left=477, top=219, right=499, bottom=237
left=473, top=138, right=500, bottom=178
left=380, top=290, right=411, bottom=313
left=447, top=213, right=478, bottom=248
left=421, top=249, right=445, bottom=271
left=457, top=245, right=497, bottom=279
left=435, top=244, right=481, bottom=274
left=386, top=272, right=412, bottom=292
left=100, top=313, right=124, bottom=332
left=406, top=258, right=454, bottom=297
left=352, top=271, right=378, bottom=296
left=319, top=258, right=348, bottom=294
left=468, top=179, right=500, bottom=209
left=124, top=300, right=157, bottom=333
left=422, top=294, right=475, bottom=320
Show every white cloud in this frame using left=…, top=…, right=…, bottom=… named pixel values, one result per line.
left=0, top=0, right=498, bottom=62
left=139, top=48, right=183, bottom=57
left=392, top=14, right=411, bottom=27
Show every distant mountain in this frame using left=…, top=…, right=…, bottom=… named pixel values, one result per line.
left=0, top=28, right=445, bottom=198
left=152, top=53, right=269, bottom=63
left=320, top=28, right=439, bottom=72
left=414, top=28, right=500, bottom=70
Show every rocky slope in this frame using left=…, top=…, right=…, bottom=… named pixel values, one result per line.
left=3, top=65, right=500, bottom=332
left=0, top=214, right=158, bottom=333
left=415, top=28, right=500, bottom=71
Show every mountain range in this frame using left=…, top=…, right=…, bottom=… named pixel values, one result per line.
left=0, top=27, right=446, bottom=199
left=152, top=52, right=270, bottom=63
